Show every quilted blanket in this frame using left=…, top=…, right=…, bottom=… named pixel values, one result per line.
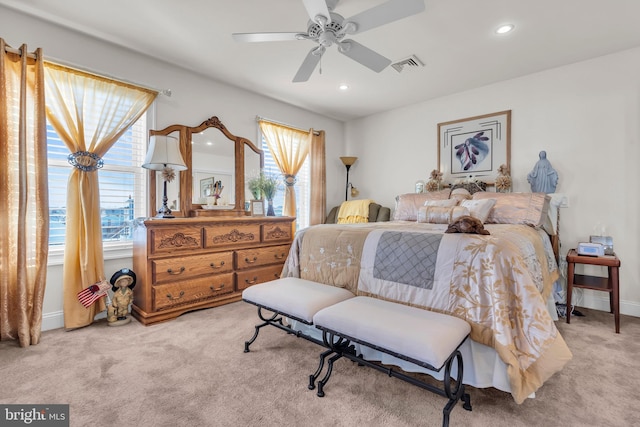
left=282, top=221, right=572, bottom=404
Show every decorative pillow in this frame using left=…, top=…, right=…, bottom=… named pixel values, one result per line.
left=472, top=192, right=550, bottom=227
left=450, top=181, right=487, bottom=194
left=449, top=188, right=472, bottom=202
left=459, top=198, right=496, bottom=223
left=424, top=199, right=459, bottom=208
left=445, top=215, right=490, bottom=235
left=393, top=190, right=452, bottom=221
left=417, top=206, right=470, bottom=224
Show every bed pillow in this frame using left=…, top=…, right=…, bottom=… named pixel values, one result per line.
left=417, top=206, right=470, bottom=224
left=472, top=192, right=550, bottom=228
left=449, top=188, right=472, bottom=202
left=424, top=199, right=459, bottom=208
left=459, top=198, right=496, bottom=223
left=393, top=189, right=452, bottom=221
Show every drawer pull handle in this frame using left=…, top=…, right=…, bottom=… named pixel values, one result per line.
left=210, top=284, right=225, bottom=292
left=167, top=266, right=185, bottom=275
left=166, top=291, right=185, bottom=300
left=244, top=276, right=258, bottom=285
left=244, top=256, right=258, bottom=264
left=210, top=261, right=225, bottom=269
left=274, top=273, right=281, bottom=279
left=274, top=253, right=286, bottom=260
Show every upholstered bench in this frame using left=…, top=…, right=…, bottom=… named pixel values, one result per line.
left=312, top=296, right=472, bottom=427
left=241, top=277, right=355, bottom=352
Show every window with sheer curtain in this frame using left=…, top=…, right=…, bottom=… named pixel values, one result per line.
left=261, top=135, right=310, bottom=229
left=47, top=115, right=147, bottom=257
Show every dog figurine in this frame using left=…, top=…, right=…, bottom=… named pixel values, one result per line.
left=445, top=215, right=490, bottom=235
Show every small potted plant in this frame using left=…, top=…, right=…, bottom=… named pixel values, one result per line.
left=260, top=173, right=281, bottom=216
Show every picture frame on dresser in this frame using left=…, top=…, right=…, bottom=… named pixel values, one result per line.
left=250, top=200, right=264, bottom=216
left=437, top=110, right=511, bottom=184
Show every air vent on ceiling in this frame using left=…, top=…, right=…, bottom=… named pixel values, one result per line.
left=390, top=55, right=424, bottom=73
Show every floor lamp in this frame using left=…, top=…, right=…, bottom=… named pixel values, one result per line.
left=340, top=156, right=358, bottom=201
left=142, top=135, right=187, bottom=218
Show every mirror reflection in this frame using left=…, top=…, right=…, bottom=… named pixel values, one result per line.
left=191, top=129, right=235, bottom=208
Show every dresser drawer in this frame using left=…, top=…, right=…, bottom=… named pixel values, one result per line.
left=263, top=222, right=293, bottom=243
left=204, top=224, right=260, bottom=248
left=150, top=226, right=203, bottom=255
left=235, top=244, right=290, bottom=270
left=152, top=252, right=234, bottom=284
left=236, top=264, right=284, bottom=291
left=152, top=273, right=235, bottom=311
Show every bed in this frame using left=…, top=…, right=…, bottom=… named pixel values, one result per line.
left=280, top=190, right=572, bottom=404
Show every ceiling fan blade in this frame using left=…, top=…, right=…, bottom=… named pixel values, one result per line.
left=293, top=48, right=323, bottom=83
left=232, top=32, right=303, bottom=43
left=345, top=0, right=425, bottom=34
left=302, top=0, right=331, bottom=24
left=338, top=40, right=391, bottom=72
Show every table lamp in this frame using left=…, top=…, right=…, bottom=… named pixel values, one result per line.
left=142, top=135, right=187, bottom=218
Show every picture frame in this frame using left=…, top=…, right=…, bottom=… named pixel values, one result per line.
left=250, top=200, right=264, bottom=216
left=199, top=177, right=214, bottom=199
left=437, top=110, right=511, bottom=184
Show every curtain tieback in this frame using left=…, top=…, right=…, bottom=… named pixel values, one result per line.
left=68, top=151, right=104, bottom=172
left=284, top=174, right=296, bottom=187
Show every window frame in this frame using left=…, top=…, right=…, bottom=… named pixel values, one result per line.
left=47, top=106, right=155, bottom=266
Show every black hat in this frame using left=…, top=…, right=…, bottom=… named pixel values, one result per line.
left=109, top=268, right=137, bottom=292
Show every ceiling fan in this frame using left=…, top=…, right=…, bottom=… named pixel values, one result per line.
left=232, top=0, right=426, bottom=82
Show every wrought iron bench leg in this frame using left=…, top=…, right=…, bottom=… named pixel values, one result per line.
left=309, top=348, right=334, bottom=390
left=244, top=307, right=281, bottom=353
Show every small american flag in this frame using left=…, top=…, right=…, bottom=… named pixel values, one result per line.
left=77, top=280, right=111, bottom=308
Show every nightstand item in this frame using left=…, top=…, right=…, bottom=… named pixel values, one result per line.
left=566, top=249, right=621, bottom=333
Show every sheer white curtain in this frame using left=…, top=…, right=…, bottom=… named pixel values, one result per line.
left=258, top=120, right=311, bottom=218
left=44, top=63, right=156, bottom=329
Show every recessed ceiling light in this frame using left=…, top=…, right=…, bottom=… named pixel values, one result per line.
left=495, top=24, right=514, bottom=34
left=339, top=84, right=349, bottom=91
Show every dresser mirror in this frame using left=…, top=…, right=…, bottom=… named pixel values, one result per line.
left=149, top=116, right=264, bottom=217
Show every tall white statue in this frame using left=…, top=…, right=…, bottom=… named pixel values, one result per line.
left=527, top=151, right=558, bottom=193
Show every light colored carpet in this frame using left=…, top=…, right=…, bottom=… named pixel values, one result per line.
left=1, top=302, right=638, bottom=427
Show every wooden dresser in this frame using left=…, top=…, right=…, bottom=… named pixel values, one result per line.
left=132, top=216, right=295, bottom=325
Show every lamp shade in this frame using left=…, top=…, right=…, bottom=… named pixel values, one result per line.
left=340, top=156, right=358, bottom=167
left=142, top=135, right=187, bottom=171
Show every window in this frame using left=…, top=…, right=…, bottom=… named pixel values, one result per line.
left=261, top=135, right=310, bottom=229
left=47, top=113, right=148, bottom=254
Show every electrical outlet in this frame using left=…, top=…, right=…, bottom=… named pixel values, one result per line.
left=559, top=195, right=569, bottom=208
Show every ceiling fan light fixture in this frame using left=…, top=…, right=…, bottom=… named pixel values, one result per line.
left=339, top=83, right=349, bottom=90
left=495, top=24, right=515, bottom=34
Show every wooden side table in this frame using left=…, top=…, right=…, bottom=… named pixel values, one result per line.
left=566, top=249, right=621, bottom=333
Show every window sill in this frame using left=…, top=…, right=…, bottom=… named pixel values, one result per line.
left=47, top=242, right=134, bottom=266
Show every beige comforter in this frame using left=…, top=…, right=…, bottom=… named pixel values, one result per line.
left=282, top=221, right=572, bottom=404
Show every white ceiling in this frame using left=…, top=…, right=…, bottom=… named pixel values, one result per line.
left=3, top=0, right=640, bottom=121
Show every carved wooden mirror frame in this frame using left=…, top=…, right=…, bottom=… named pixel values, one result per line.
left=148, top=116, right=264, bottom=217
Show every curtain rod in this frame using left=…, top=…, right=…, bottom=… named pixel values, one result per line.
left=4, top=45, right=170, bottom=96
left=3, top=45, right=37, bottom=60
left=256, top=115, right=320, bottom=136
left=45, top=57, right=171, bottom=97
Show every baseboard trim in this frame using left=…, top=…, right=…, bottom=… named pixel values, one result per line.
left=579, top=291, right=640, bottom=318
left=41, top=310, right=107, bottom=332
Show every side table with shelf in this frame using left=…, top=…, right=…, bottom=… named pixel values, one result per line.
left=566, top=249, right=621, bottom=333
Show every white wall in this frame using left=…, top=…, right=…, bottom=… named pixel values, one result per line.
left=345, top=47, right=640, bottom=317
left=0, top=6, right=345, bottom=330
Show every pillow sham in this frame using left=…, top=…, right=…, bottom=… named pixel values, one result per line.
left=472, top=192, right=550, bottom=228
left=459, top=198, right=496, bottom=223
left=424, top=199, right=459, bottom=208
left=393, top=189, right=452, bottom=221
left=449, top=188, right=472, bottom=202
left=417, top=205, right=470, bottom=224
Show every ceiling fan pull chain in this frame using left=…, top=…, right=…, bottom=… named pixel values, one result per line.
left=319, top=54, right=322, bottom=75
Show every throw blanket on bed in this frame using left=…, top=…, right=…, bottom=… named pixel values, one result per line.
left=281, top=222, right=571, bottom=404
left=337, top=199, right=373, bottom=224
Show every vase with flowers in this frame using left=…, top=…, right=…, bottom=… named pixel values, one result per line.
left=425, top=169, right=444, bottom=192
left=246, top=172, right=281, bottom=216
